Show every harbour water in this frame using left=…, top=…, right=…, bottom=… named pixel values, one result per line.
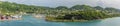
left=0, top=15, right=120, bottom=26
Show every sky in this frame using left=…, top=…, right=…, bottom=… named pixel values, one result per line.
left=0, top=0, right=120, bottom=9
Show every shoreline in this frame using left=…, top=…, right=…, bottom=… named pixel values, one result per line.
left=45, top=16, right=120, bottom=22
left=45, top=17, right=111, bottom=22
left=45, top=18, right=104, bottom=22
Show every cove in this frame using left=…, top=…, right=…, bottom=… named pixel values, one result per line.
left=0, top=15, right=120, bottom=26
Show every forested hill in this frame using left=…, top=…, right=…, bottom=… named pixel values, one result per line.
left=0, top=1, right=52, bottom=14
left=0, top=1, right=120, bottom=14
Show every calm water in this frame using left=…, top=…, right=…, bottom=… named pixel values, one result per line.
left=0, top=15, right=120, bottom=26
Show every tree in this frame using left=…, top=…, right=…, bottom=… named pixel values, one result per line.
left=94, top=6, right=103, bottom=10
left=104, top=7, right=118, bottom=13
left=70, top=5, right=92, bottom=10
left=55, top=6, right=68, bottom=10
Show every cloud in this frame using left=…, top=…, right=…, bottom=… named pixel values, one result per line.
left=1, top=0, right=120, bottom=9
left=101, top=0, right=120, bottom=9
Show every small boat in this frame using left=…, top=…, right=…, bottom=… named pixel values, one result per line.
left=0, top=15, right=22, bottom=21
left=11, top=15, right=22, bottom=18
left=0, top=16, right=4, bottom=20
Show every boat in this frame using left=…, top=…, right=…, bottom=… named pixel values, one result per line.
left=0, top=15, right=22, bottom=21
left=11, top=15, right=22, bottom=18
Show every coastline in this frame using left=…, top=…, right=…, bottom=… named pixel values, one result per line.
left=45, top=18, right=104, bottom=22
left=45, top=16, right=120, bottom=22
left=45, top=16, right=109, bottom=22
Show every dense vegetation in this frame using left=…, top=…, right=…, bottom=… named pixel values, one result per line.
left=0, top=1, right=52, bottom=14
left=0, top=1, right=120, bottom=21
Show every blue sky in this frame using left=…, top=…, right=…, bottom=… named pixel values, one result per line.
left=1, top=0, right=120, bottom=9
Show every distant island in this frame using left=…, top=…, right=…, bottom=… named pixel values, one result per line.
left=0, top=1, right=120, bottom=22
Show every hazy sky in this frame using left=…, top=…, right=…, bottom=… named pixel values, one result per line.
left=1, top=0, right=120, bottom=9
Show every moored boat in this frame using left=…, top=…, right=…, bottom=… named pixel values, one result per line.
left=0, top=14, right=22, bottom=21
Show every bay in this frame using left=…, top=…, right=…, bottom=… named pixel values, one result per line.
left=0, top=15, right=120, bottom=26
